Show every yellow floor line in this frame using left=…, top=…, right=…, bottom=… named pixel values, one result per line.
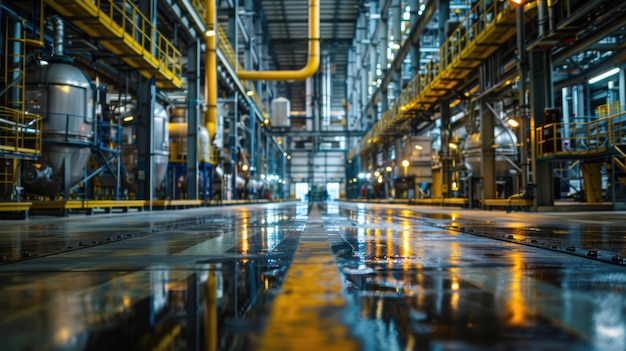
left=257, top=205, right=359, bottom=351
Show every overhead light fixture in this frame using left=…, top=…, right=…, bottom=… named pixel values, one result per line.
left=507, top=118, right=520, bottom=127
left=401, top=160, right=409, bottom=168
left=205, top=28, right=215, bottom=37
left=246, top=90, right=254, bottom=96
left=448, top=142, right=458, bottom=149
left=589, top=67, right=620, bottom=84
left=242, top=164, right=249, bottom=171
left=414, top=144, right=423, bottom=150
left=123, top=115, right=134, bottom=122
left=508, top=0, right=525, bottom=5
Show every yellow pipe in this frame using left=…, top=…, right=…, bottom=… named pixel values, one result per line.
left=204, top=266, right=217, bottom=351
left=237, top=0, right=319, bottom=81
left=205, top=0, right=217, bottom=143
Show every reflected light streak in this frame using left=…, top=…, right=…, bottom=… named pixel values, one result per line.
left=54, top=327, right=71, bottom=344
left=374, top=228, right=382, bottom=259
left=402, top=220, right=411, bottom=233
left=416, top=272, right=425, bottom=308
left=402, top=230, right=411, bottom=271
left=506, top=252, right=527, bottom=326
left=450, top=275, right=460, bottom=313
left=357, top=212, right=366, bottom=225
left=242, top=228, right=249, bottom=254
left=265, top=226, right=280, bottom=250
left=387, top=228, right=394, bottom=260
left=122, top=295, right=131, bottom=308
left=449, top=242, right=461, bottom=264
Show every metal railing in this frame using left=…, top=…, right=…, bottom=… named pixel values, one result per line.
left=350, top=0, right=519, bottom=159
left=216, top=26, right=264, bottom=111
left=0, top=106, right=42, bottom=158
left=45, top=0, right=182, bottom=87
left=169, top=141, right=220, bottom=165
left=96, top=0, right=182, bottom=80
left=536, top=104, right=626, bottom=157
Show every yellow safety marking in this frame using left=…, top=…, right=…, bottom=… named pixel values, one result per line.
left=257, top=206, right=359, bottom=351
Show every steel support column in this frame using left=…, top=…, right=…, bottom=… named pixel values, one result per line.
left=186, top=38, right=200, bottom=200
left=529, top=49, right=555, bottom=208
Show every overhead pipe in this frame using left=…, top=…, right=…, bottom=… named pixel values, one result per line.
left=205, top=0, right=217, bottom=143
left=236, top=0, right=319, bottom=81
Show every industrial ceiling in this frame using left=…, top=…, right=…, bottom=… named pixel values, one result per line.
left=257, top=0, right=359, bottom=114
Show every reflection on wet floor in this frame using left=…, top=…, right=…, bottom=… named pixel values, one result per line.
left=329, top=204, right=626, bottom=351
left=1, top=202, right=626, bottom=350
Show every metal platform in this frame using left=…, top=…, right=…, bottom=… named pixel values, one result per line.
left=1, top=201, right=625, bottom=350
left=43, top=0, right=182, bottom=88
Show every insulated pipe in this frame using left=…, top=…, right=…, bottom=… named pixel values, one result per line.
left=53, top=16, right=64, bottom=56
left=205, top=0, right=217, bottom=142
left=237, top=0, right=319, bottom=81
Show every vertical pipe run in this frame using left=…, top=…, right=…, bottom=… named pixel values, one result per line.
left=53, top=16, right=64, bottom=56
left=205, top=0, right=217, bottom=143
left=618, top=69, right=626, bottom=112
left=516, top=5, right=529, bottom=190
left=204, top=266, right=217, bottom=351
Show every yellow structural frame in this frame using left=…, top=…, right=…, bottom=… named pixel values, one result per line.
left=44, top=0, right=183, bottom=89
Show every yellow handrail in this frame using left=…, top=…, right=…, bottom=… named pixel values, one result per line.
left=351, top=0, right=520, bottom=158
left=535, top=108, right=626, bottom=157
left=100, top=0, right=182, bottom=82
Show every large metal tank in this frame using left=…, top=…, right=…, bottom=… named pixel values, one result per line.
left=22, top=58, right=94, bottom=197
left=121, top=103, right=169, bottom=194
left=463, top=126, right=517, bottom=177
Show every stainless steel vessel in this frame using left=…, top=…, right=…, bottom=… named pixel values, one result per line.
left=22, top=58, right=94, bottom=197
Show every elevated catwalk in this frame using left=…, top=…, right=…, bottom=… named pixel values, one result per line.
left=1, top=202, right=625, bottom=350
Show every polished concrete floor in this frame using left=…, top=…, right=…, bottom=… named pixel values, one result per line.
left=1, top=202, right=625, bottom=350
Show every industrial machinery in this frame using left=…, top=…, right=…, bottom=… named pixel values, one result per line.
left=167, top=107, right=216, bottom=200
left=463, top=125, right=518, bottom=198
left=121, top=103, right=170, bottom=197
left=22, top=57, right=94, bottom=197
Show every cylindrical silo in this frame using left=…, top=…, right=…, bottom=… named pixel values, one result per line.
left=22, top=58, right=94, bottom=197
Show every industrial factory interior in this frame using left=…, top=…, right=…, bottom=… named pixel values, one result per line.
left=2, top=0, right=626, bottom=350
